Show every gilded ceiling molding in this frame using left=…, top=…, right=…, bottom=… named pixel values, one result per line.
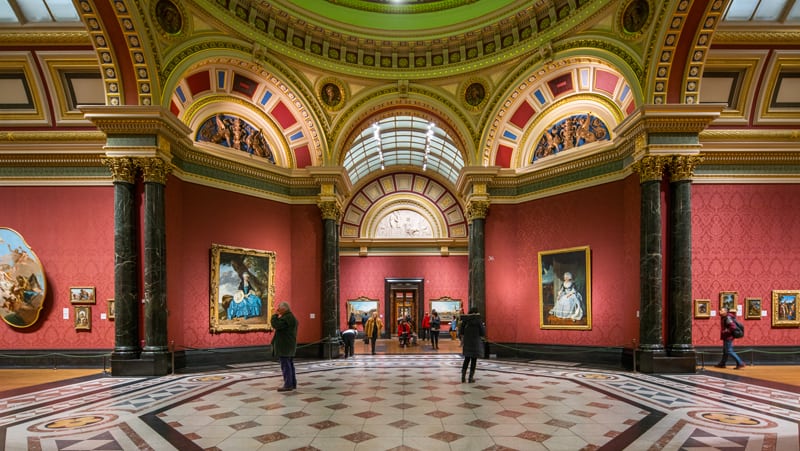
left=0, top=154, right=105, bottom=167
left=0, top=31, right=91, bottom=46
left=647, top=0, right=690, bottom=105
left=698, top=151, right=800, bottom=165
left=0, top=131, right=106, bottom=143
left=712, top=30, right=800, bottom=44
left=81, top=106, right=193, bottom=149
left=190, top=0, right=610, bottom=79
left=668, top=155, right=703, bottom=182
left=101, top=157, right=137, bottom=183
left=679, top=0, right=726, bottom=105
left=700, top=129, right=800, bottom=142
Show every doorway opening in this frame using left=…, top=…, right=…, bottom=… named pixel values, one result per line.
left=384, top=278, right=423, bottom=339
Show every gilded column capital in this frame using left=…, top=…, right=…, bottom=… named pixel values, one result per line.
left=101, top=157, right=137, bottom=183
left=138, top=157, right=171, bottom=184
left=466, top=200, right=490, bottom=221
left=318, top=200, right=342, bottom=221
left=632, top=156, right=668, bottom=183
left=668, top=155, right=703, bottom=182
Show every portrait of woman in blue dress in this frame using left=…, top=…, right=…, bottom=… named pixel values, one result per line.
left=227, top=272, right=262, bottom=319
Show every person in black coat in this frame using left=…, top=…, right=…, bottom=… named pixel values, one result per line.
left=270, top=301, right=298, bottom=392
left=458, top=307, right=485, bottom=383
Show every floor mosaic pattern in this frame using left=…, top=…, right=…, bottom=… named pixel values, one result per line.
left=1, top=355, right=797, bottom=450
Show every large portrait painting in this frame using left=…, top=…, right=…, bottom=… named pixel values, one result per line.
left=771, top=290, right=799, bottom=327
left=430, top=297, right=462, bottom=322
left=539, top=246, right=591, bottom=330
left=210, top=244, right=275, bottom=333
left=0, top=228, right=46, bottom=328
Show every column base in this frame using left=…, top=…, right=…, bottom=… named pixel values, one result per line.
left=111, top=352, right=171, bottom=376
left=637, top=349, right=696, bottom=373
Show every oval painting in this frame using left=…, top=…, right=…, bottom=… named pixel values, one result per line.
left=0, top=228, right=46, bottom=328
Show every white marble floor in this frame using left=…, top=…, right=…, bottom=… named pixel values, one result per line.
left=1, top=354, right=798, bottom=450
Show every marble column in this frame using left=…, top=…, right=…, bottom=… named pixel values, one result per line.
left=634, top=156, right=667, bottom=355
left=467, top=200, right=489, bottom=356
left=104, top=157, right=140, bottom=361
left=139, top=157, right=171, bottom=373
left=319, top=200, right=341, bottom=359
left=667, top=156, right=702, bottom=356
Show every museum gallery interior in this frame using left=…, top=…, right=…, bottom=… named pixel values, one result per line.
left=2, top=0, right=800, bottom=373
left=2, top=0, right=800, bottom=449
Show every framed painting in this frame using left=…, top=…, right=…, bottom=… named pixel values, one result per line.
left=210, top=244, right=276, bottom=333
left=74, top=305, right=91, bottom=330
left=430, top=297, right=462, bottom=322
left=771, top=290, right=800, bottom=327
left=107, top=299, right=115, bottom=320
left=745, top=298, right=761, bottom=320
left=70, top=286, right=96, bottom=304
left=539, top=245, right=591, bottom=330
left=347, top=296, right=379, bottom=324
left=719, top=291, right=737, bottom=312
left=0, top=227, right=46, bottom=328
left=694, top=299, right=711, bottom=318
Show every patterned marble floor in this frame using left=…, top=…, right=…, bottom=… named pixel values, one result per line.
left=1, top=355, right=798, bottom=451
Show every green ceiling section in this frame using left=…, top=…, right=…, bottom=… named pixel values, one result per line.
left=288, top=0, right=518, bottom=32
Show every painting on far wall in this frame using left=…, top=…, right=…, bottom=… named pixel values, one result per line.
left=538, top=246, right=591, bottom=330
left=0, top=227, right=47, bottom=329
left=347, top=297, right=379, bottom=323
left=719, top=291, right=737, bottom=312
left=430, top=297, right=462, bottom=322
left=209, top=244, right=276, bottom=333
left=771, top=290, right=799, bottom=327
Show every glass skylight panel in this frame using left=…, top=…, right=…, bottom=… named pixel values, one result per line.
left=724, top=0, right=758, bottom=20
left=46, top=0, right=79, bottom=21
left=790, top=0, right=800, bottom=20
left=754, top=0, right=786, bottom=20
left=18, top=0, right=53, bottom=22
left=0, top=0, right=18, bottom=23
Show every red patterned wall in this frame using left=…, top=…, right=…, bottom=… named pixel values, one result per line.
left=485, top=177, right=641, bottom=348
left=691, top=184, right=800, bottom=346
left=0, top=186, right=115, bottom=349
left=166, top=180, right=322, bottom=349
left=339, top=255, right=468, bottom=326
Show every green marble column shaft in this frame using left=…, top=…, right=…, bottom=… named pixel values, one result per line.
left=140, top=158, right=170, bottom=371
left=320, top=202, right=341, bottom=358
left=105, top=158, right=139, bottom=360
left=636, top=157, right=666, bottom=353
left=467, top=200, right=488, bottom=357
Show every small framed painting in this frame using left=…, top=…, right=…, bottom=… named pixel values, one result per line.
left=719, top=291, right=737, bottom=312
left=745, top=298, right=761, bottom=320
left=771, top=290, right=799, bottom=327
left=70, top=287, right=96, bottom=304
left=107, top=299, right=115, bottom=320
left=538, top=246, right=591, bottom=330
left=694, top=299, right=711, bottom=318
left=74, top=305, right=91, bottom=330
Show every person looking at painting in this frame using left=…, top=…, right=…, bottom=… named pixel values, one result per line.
left=340, top=324, right=357, bottom=358
left=715, top=307, right=745, bottom=370
left=227, top=272, right=262, bottom=319
left=364, top=311, right=383, bottom=355
left=459, top=307, right=485, bottom=383
left=270, top=301, right=298, bottom=391
left=549, top=271, right=584, bottom=321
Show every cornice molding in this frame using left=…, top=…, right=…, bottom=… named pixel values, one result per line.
left=0, top=131, right=106, bottom=143
left=712, top=30, right=800, bottom=44
left=0, top=30, right=91, bottom=45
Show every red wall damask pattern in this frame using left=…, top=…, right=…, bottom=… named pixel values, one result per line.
left=691, top=184, right=800, bottom=347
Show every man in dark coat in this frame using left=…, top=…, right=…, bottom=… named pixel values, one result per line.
left=459, top=307, right=485, bottom=383
left=270, top=301, right=298, bottom=391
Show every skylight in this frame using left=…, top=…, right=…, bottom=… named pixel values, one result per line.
left=343, top=116, right=465, bottom=186
left=723, top=0, right=800, bottom=23
left=0, top=0, right=80, bottom=25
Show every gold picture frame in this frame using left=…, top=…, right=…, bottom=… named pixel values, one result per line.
left=694, top=299, right=711, bottom=318
left=745, top=297, right=761, bottom=320
left=430, top=297, right=462, bottom=322
left=107, top=299, right=115, bottom=320
left=346, top=296, right=379, bottom=325
left=538, top=245, right=591, bottom=330
left=719, top=291, right=737, bottom=312
left=74, top=305, right=91, bottom=330
left=70, top=286, right=96, bottom=304
left=209, top=244, right=276, bottom=333
left=771, top=290, right=799, bottom=327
